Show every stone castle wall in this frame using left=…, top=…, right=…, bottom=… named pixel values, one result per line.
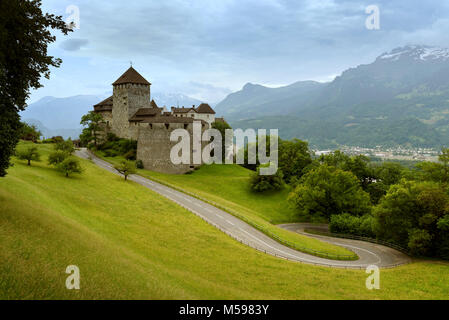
left=112, top=83, right=150, bottom=139
left=137, top=123, right=207, bottom=174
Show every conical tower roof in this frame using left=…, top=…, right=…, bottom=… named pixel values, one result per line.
left=112, top=67, right=151, bottom=86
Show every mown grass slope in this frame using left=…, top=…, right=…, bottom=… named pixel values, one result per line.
left=97, top=153, right=355, bottom=258
left=1, top=142, right=449, bottom=299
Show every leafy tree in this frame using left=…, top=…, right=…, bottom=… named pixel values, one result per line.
left=250, top=164, right=284, bottom=192
left=288, top=164, right=371, bottom=220
left=373, top=180, right=449, bottom=256
left=278, top=138, right=312, bottom=183
left=211, top=120, right=232, bottom=162
left=415, top=161, right=447, bottom=184
left=366, top=162, right=405, bottom=204
left=48, top=150, right=68, bottom=166
left=319, top=151, right=373, bottom=188
left=19, top=122, right=42, bottom=142
left=54, top=138, right=75, bottom=154
left=80, top=111, right=104, bottom=147
left=0, top=0, right=71, bottom=177
left=56, top=157, right=83, bottom=177
left=16, top=146, right=41, bottom=166
left=114, top=160, right=136, bottom=181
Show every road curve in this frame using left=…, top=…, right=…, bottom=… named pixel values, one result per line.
left=76, top=148, right=411, bottom=269
left=279, top=223, right=411, bottom=268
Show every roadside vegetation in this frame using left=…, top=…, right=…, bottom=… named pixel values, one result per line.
left=2, top=142, right=449, bottom=299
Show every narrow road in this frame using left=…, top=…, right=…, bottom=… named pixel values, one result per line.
left=76, top=148, right=411, bottom=269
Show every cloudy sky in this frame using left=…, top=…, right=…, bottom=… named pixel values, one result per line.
left=30, top=0, right=449, bottom=104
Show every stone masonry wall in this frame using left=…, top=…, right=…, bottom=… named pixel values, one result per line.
left=112, top=83, right=150, bottom=139
left=137, top=122, right=207, bottom=174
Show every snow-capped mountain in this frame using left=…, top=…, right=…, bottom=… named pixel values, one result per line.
left=378, top=45, right=449, bottom=62
left=216, top=45, right=449, bottom=148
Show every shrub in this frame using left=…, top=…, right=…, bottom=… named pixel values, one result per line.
left=48, top=150, right=68, bottom=166
left=135, top=160, right=144, bottom=169
left=104, top=149, right=120, bottom=157
left=250, top=164, right=284, bottom=192
left=54, top=138, right=74, bottom=154
left=124, top=149, right=136, bottom=161
left=329, top=214, right=375, bottom=238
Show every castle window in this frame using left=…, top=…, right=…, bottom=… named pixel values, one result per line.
left=184, top=124, right=188, bottom=129
left=149, top=124, right=152, bottom=129
left=164, top=123, right=169, bottom=129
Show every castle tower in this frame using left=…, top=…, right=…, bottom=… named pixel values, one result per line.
left=111, top=67, right=151, bottom=139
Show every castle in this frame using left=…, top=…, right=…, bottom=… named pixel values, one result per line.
left=93, top=67, right=223, bottom=174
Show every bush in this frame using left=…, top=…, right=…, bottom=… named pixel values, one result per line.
left=98, top=138, right=137, bottom=158
left=124, top=149, right=136, bottom=160
left=135, top=160, right=144, bottom=169
left=329, top=214, right=376, bottom=238
left=48, top=150, right=68, bottom=166
left=104, top=149, right=120, bottom=157
left=250, top=164, right=284, bottom=192
left=54, top=138, right=74, bottom=154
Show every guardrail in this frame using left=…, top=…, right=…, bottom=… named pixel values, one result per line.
left=88, top=150, right=358, bottom=261
left=128, top=172, right=359, bottom=261
left=304, top=229, right=410, bottom=255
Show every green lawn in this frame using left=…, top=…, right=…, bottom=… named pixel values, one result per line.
left=97, top=152, right=356, bottom=259
left=1, top=142, right=449, bottom=299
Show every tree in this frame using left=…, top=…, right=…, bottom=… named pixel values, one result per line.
left=16, top=146, right=41, bottom=166
left=211, top=120, right=232, bottom=162
left=319, top=151, right=373, bottom=188
left=278, top=138, right=312, bottom=183
left=250, top=164, right=284, bottom=192
left=373, top=180, right=449, bottom=256
left=19, top=122, right=42, bottom=142
left=56, top=157, right=83, bottom=177
left=288, top=164, right=371, bottom=220
left=114, top=160, right=136, bottom=181
left=80, top=112, right=104, bottom=147
left=0, top=0, right=71, bottom=177
left=48, top=150, right=68, bottom=166
left=54, top=138, right=75, bottom=154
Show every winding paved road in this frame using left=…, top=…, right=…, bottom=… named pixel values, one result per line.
left=76, top=148, right=411, bottom=269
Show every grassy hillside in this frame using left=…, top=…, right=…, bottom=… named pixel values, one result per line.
left=1, top=142, right=449, bottom=299
left=97, top=153, right=357, bottom=259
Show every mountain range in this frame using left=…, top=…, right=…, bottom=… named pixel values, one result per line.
left=216, top=45, right=449, bottom=149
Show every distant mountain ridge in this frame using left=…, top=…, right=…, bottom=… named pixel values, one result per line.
left=216, top=45, right=449, bottom=149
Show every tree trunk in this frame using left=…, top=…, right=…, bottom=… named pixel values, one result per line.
left=125, top=175, right=127, bottom=181
left=27, top=159, right=31, bottom=166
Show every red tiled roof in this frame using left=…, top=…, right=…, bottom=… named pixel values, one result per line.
left=112, top=67, right=151, bottom=86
